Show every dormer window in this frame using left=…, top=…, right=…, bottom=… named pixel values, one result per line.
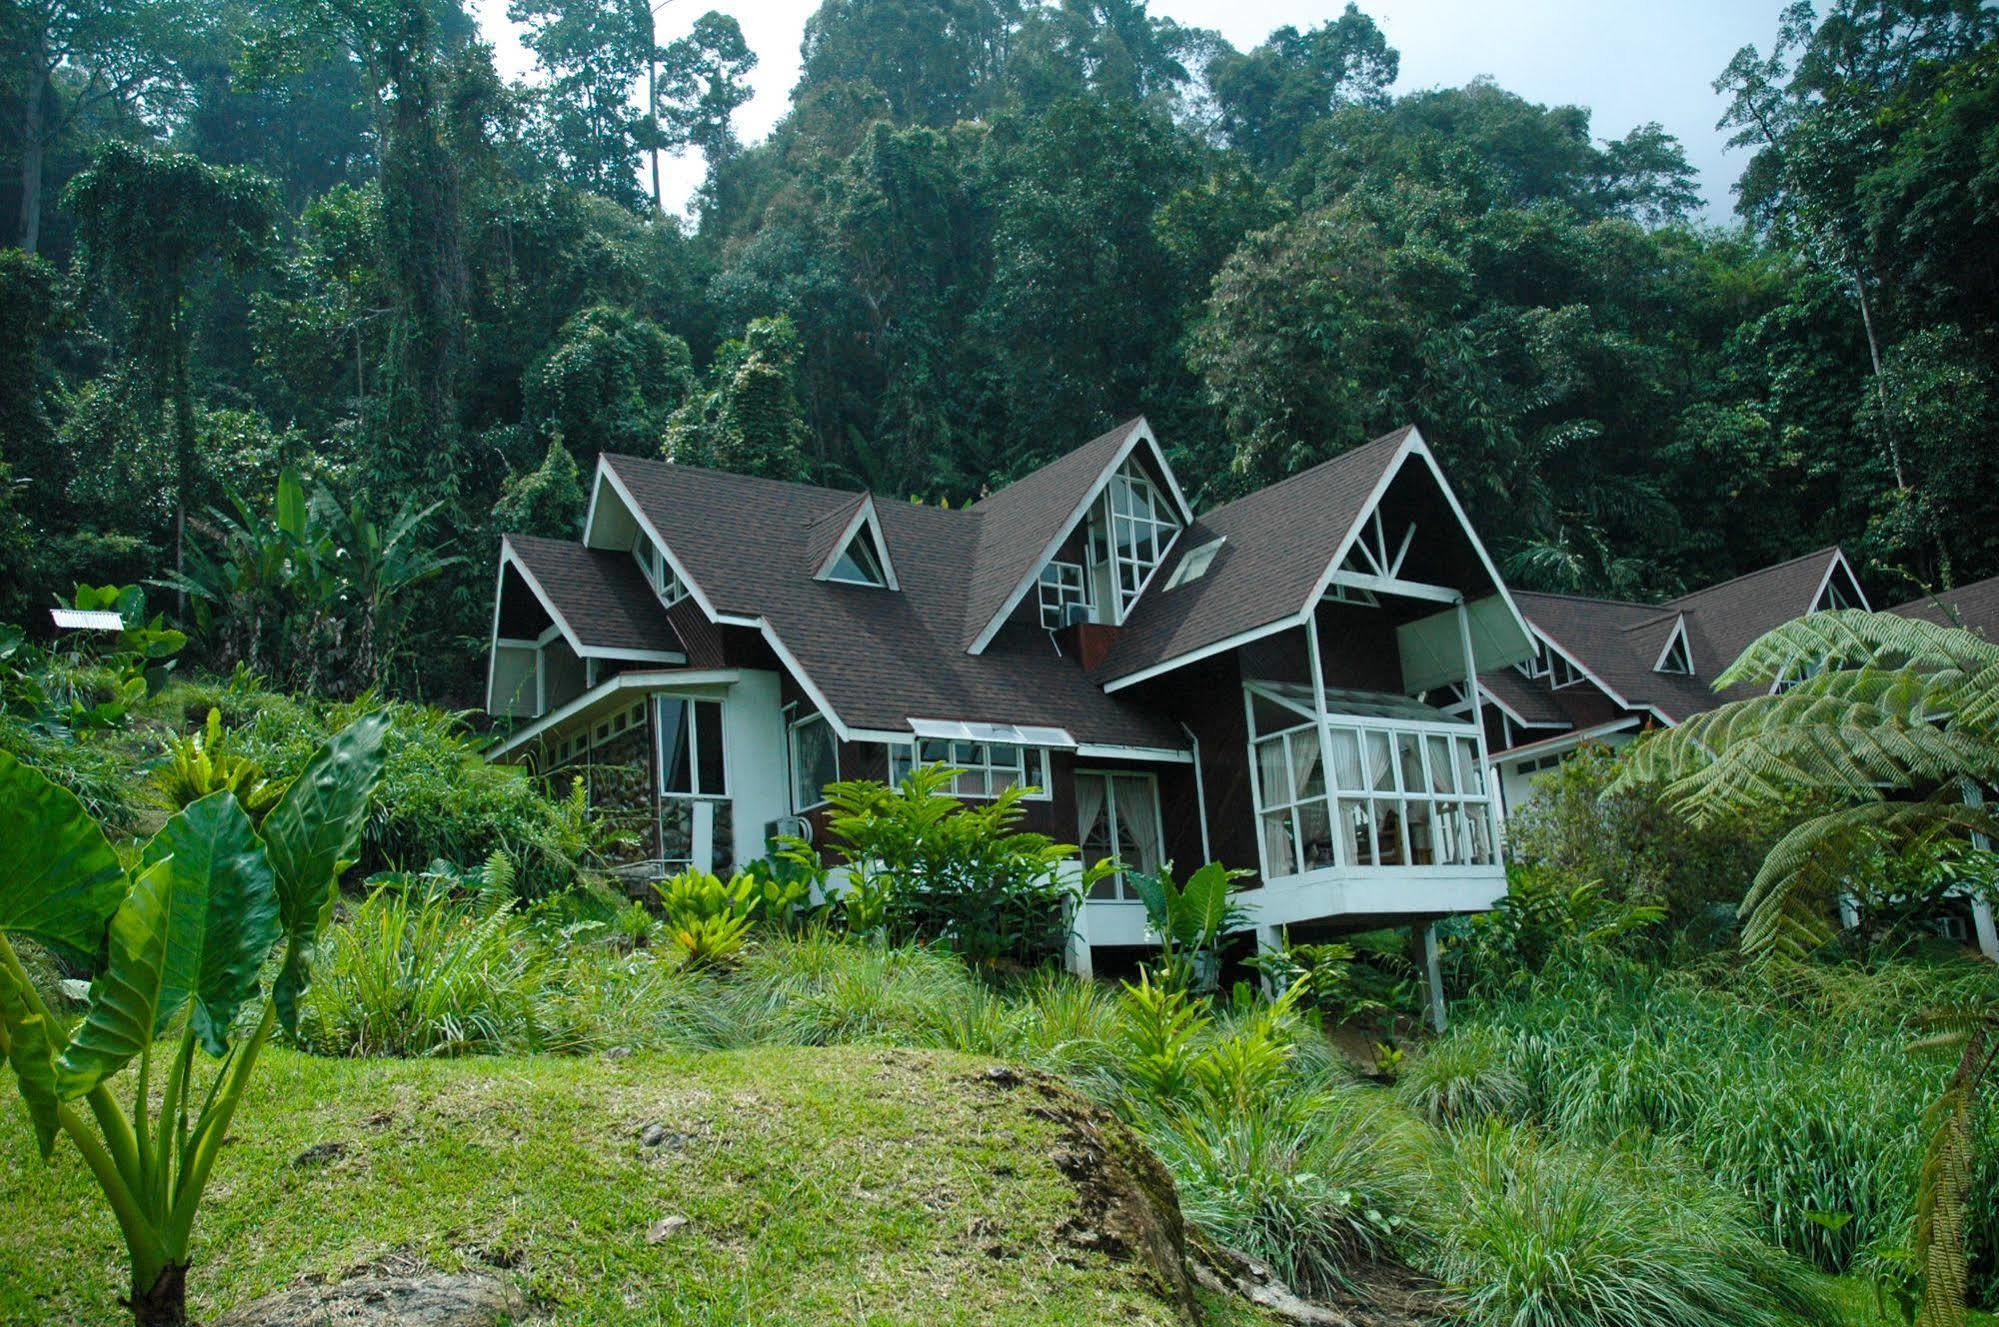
left=815, top=495, right=899, bottom=590
left=1655, top=618, right=1693, bottom=675
left=1164, top=537, right=1224, bottom=590
left=634, top=534, right=688, bottom=607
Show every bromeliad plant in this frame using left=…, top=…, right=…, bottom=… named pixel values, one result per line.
left=0, top=712, right=388, bottom=1327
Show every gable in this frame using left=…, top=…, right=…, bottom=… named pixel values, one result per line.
left=812, top=494, right=899, bottom=590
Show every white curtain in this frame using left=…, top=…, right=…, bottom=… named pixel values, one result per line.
left=1288, top=730, right=1323, bottom=801
left=1075, top=774, right=1112, bottom=897
left=1256, top=737, right=1291, bottom=807
left=1112, top=776, right=1162, bottom=873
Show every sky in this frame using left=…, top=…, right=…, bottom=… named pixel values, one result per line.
left=469, top=0, right=1791, bottom=221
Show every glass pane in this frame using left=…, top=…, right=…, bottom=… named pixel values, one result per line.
left=1405, top=799, right=1435, bottom=865
left=1256, top=737, right=1292, bottom=806
left=1339, top=799, right=1375, bottom=866
left=1468, top=806, right=1494, bottom=864
left=1328, top=728, right=1364, bottom=791
left=1427, top=735, right=1455, bottom=793
left=793, top=718, right=837, bottom=809
left=1457, top=738, right=1486, bottom=795
left=1372, top=800, right=1404, bottom=865
left=1434, top=801, right=1462, bottom=865
left=695, top=700, right=725, bottom=796
left=1289, top=730, right=1326, bottom=801
left=1367, top=731, right=1395, bottom=792
left=1397, top=731, right=1424, bottom=793
left=1296, top=800, right=1335, bottom=869
left=1110, top=776, right=1161, bottom=874
left=659, top=698, right=691, bottom=795
left=1261, top=810, right=1299, bottom=877
left=919, top=738, right=949, bottom=764
left=952, top=740, right=977, bottom=766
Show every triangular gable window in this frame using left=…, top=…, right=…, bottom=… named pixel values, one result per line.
left=1815, top=570, right=1859, bottom=612
left=817, top=496, right=898, bottom=590
left=1655, top=618, right=1693, bottom=675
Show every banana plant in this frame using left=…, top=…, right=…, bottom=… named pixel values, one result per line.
left=0, top=712, right=388, bottom=1327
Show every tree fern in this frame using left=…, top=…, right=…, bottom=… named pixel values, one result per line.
left=1613, top=610, right=1999, bottom=959
left=1910, top=1012, right=1995, bottom=1327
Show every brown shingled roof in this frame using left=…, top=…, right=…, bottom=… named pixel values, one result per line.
left=1094, top=427, right=1415, bottom=683
left=1891, top=574, right=1999, bottom=639
left=503, top=534, right=687, bottom=657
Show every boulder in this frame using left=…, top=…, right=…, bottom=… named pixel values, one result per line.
left=212, top=1273, right=515, bottom=1327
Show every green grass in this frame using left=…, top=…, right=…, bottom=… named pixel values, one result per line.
left=0, top=1044, right=1272, bottom=1327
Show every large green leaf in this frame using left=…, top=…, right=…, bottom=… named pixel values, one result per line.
left=143, top=792, right=279, bottom=1054
left=55, top=859, right=177, bottom=1097
left=0, top=972, right=63, bottom=1158
left=262, top=712, right=389, bottom=1029
left=0, top=750, right=126, bottom=966
left=1179, top=862, right=1239, bottom=948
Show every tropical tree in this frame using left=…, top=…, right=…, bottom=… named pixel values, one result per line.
left=1614, top=608, right=1998, bottom=961
left=0, top=712, right=388, bottom=1327
left=64, top=142, right=278, bottom=598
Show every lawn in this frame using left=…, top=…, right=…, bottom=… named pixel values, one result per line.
left=0, top=1044, right=1270, bottom=1326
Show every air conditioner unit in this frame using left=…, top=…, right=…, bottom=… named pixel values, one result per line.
left=1061, top=602, right=1093, bottom=628
left=765, top=815, right=812, bottom=846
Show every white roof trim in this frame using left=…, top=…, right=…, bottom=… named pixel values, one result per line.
left=813, top=493, right=900, bottom=590
left=1651, top=614, right=1693, bottom=674
left=1808, top=548, right=1871, bottom=614
left=1099, top=614, right=1301, bottom=694
left=1492, top=715, right=1644, bottom=763
left=1476, top=684, right=1566, bottom=733
left=1074, top=742, right=1195, bottom=764
left=966, top=418, right=1191, bottom=656
left=488, top=668, right=743, bottom=759
left=907, top=718, right=1078, bottom=748
left=753, top=618, right=858, bottom=743
left=586, top=459, right=729, bottom=625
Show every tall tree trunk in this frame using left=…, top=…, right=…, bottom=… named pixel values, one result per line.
left=648, top=50, right=663, bottom=212
left=18, top=58, right=49, bottom=254
left=170, top=317, right=195, bottom=620
left=1853, top=272, right=1906, bottom=489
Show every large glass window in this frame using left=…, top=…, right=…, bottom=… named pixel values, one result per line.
left=658, top=696, right=725, bottom=797
left=1092, top=459, right=1180, bottom=620
left=1077, top=772, right=1163, bottom=900
left=633, top=534, right=688, bottom=607
left=1245, top=682, right=1496, bottom=877
left=789, top=711, right=839, bottom=810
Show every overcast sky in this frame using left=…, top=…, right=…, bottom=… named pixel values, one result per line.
left=469, top=0, right=1790, bottom=221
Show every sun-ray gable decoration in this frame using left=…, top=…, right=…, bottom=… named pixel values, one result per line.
left=963, top=418, right=1193, bottom=654
left=812, top=493, right=899, bottom=590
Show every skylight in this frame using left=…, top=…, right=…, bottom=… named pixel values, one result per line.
left=1164, top=537, right=1225, bottom=589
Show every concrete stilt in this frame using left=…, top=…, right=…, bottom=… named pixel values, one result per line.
left=1418, top=922, right=1446, bottom=1033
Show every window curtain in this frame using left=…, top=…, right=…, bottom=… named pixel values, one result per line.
left=1076, top=774, right=1113, bottom=898
left=1256, top=737, right=1291, bottom=808
left=1112, top=776, right=1161, bottom=872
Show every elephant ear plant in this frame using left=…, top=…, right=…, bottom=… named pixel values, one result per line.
left=0, top=712, right=388, bottom=1327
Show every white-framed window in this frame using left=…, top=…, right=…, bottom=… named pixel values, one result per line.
left=549, top=728, right=589, bottom=769
left=1245, top=682, right=1497, bottom=878
left=886, top=740, right=1050, bottom=800
left=789, top=711, right=840, bottom=811
left=634, top=534, right=688, bottom=607
left=1090, top=458, right=1181, bottom=621
left=1163, top=536, right=1224, bottom=590
left=658, top=695, right=726, bottom=797
left=1076, top=771, right=1164, bottom=900
left=1548, top=653, right=1585, bottom=689
left=1514, top=644, right=1549, bottom=680
left=1038, top=560, right=1091, bottom=629
left=592, top=700, right=646, bottom=746
left=1815, top=573, right=1859, bottom=613
left=826, top=530, right=889, bottom=587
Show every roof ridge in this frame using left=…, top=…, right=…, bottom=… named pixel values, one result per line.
left=1665, top=545, right=1842, bottom=605
left=1197, top=425, right=1412, bottom=522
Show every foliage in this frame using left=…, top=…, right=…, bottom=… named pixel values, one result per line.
left=806, top=763, right=1107, bottom=966
left=0, top=711, right=386, bottom=1327
left=1615, top=610, right=1999, bottom=963
left=1450, top=865, right=1665, bottom=995
left=663, top=314, right=814, bottom=481
left=653, top=868, right=758, bottom=967
left=166, top=465, right=460, bottom=696
left=147, top=706, right=282, bottom=821
left=1243, top=937, right=1385, bottom=1024
left=521, top=305, right=693, bottom=468
left=491, top=437, right=587, bottom=540
left=1428, top=1122, right=1839, bottom=1327
left=1, top=586, right=185, bottom=735
left=1907, top=1002, right=1998, bottom=1327
left=1128, top=860, right=1251, bottom=993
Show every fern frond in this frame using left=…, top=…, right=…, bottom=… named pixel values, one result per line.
left=1738, top=801, right=1998, bottom=962
left=1717, top=610, right=1999, bottom=689
left=1913, top=1026, right=1992, bottom=1327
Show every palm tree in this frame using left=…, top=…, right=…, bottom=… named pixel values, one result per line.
left=1616, top=607, right=1999, bottom=1327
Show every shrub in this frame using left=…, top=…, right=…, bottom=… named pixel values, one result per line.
left=1427, top=1123, right=1838, bottom=1327
left=1397, top=1025, right=1529, bottom=1127
left=732, top=930, right=978, bottom=1047
left=292, top=884, right=585, bottom=1057
left=807, top=764, right=1107, bottom=966
left=1143, top=1090, right=1425, bottom=1293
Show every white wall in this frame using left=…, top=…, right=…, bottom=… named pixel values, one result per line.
left=722, top=668, right=791, bottom=867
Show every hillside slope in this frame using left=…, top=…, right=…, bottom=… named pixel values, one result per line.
left=0, top=1045, right=1275, bottom=1326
